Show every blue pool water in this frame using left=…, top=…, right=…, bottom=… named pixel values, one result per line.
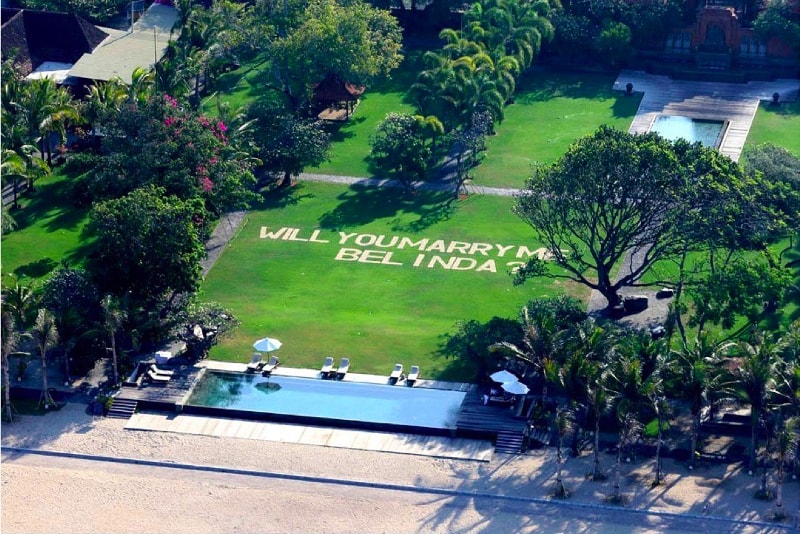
left=649, top=115, right=726, bottom=148
left=186, top=371, right=466, bottom=430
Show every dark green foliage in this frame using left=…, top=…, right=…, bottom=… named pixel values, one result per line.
left=87, top=186, right=206, bottom=308
left=754, top=0, right=800, bottom=50
left=246, top=100, right=330, bottom=185
left=438, top=316, right=522, bottom=378
left=369, top=113, right=432, bottom=190
left=16, top=0, right=127, bottom=24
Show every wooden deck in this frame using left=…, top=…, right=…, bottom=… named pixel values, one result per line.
left=116, top=366, right=204, bottom=407
left=455, top=390, right=527, bottom=438
left=614, top=71, right=799, bottom=162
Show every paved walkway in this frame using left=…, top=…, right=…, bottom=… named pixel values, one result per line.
left=126, top=412, right=494, bottom=461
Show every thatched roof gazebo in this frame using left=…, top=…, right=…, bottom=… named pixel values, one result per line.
left=312, top=74, right=365, bottom=121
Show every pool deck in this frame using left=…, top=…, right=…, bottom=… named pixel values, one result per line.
left=613, top=71, right=800, bottom=162
left=114, top=360, right=508, bottom=459
left=125, top=411, right=494, bottom=461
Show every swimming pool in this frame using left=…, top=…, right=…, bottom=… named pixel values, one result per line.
left=185, top=371, right=467, bottom=433
left=649, top=115, right=727, bottom=148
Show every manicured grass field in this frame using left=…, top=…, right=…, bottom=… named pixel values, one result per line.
left=746, top=99, right=800, bottom=156
left=308, top=49, right=423, bottom=177
left=201, top=55, right=273, bottom=114
left=2, top=170, right=92, bottom=282
left=472, top=69, right=643, bottom=189
left=200, top=181, right=584, bottom=379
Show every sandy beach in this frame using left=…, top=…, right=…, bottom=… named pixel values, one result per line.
left=2, top=402, right=797, bottom=533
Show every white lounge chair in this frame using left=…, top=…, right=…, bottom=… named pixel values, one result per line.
left=150, top=364, right=174, bottom=376
left=335, top=358, right=350, bottom=380
left=389, top=363, right=403, bottom=384
left=147, top=369, right=170, bottom=384
left=261, top=356, right=280, bottom=376
left=320, top=356, right=334, bottom=378
left=246, top=353, right=263, bottom=372
left=406, top=365, right=420, bottom=386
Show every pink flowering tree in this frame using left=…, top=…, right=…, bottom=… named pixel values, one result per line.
left=85, top=94, right=257, bottom=221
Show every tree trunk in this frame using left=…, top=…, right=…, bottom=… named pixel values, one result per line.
left=749, top=410, right=759, bottom=472
left=592, top=416, right=602, bottom=479
left=555, top=443, right=566, bottom=497
left=110, top=331, right=119, bottom=387
left=571, top=420, right=580, bottom=457
left=777, top=460, right=784, bottom=509
left=2, top=351, right=13, bottom=422
left=39, top=349, right=54, bottom=409
left=613, top=443, right=622, bottom=501
left=654, top=409, right=664, bottom=485
left=690, top=412, right=700, bottom=469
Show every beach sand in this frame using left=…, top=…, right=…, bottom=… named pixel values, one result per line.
left=2, top=403, right=797, bottom=533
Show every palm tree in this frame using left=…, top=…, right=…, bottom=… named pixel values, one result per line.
left=611, top=413, right=642, bottom=503
left=101, top=295, right=127, bottom=387
left=21, top=78, right=80, bottom=165
left=586, top=379, right=610, bottom=480
left=30, top=309, right=59, bottom=410
left=127, top=67, right=155, bottom=104
left=729, top=331, right=784, bottom=473
left=84, top=79, right=127, bottom=129
left=1, top=145, right=51, bottom=208
left=553, top=407, right=573, bottom=498
left=773, top=416, right=798, bottom=515
left=1, top=311, right=20, bottom=422
left=2, top=275, right=36, bottom=330
left=671, top=333, right=728, bottom=469
left=544, top=351, right=595, bottom=457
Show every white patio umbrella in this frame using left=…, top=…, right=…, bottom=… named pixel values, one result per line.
left=253, top=337, right=282, bottom=353
left=490, top=369, right=519, bottom=383
left=501, top=380, right=530, bottom=395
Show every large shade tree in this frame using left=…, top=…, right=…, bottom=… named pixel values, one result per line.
left=267, top=0, right=403, bottom=112
left=513, top=126, right=749, bottom=311
left=87, top=186, right=206, bottom=312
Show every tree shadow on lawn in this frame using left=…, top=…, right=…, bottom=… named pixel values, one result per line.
left=321, top=116, right=365, bottom=143
left=10, top=179, right=89, bottom=234
left=252, top=182, right=316, bottom=211
left=317, top=185, right=455, bottom=232
left=513, top=69, right=618, bottom=104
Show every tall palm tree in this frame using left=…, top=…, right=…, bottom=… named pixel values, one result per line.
left=101, top=295, right=127, bottom=387
left=553, top=407, right=573, bottom=498
left=1, top=145, right=51, bottom=208
left=127, top=67, right=155, bottom=104
left=611, top=413, right=642, bottom=503
left=544, top=351, right=596, bottom=457
left=729, top=331, right=785, bottom=473
left=2, top=275, right=36, bottom=330
left=21, top=78, right=80, bottom=165
left=773, top=416, right=799, bottom=514
left=30, top=309, right=59, bottom=409
left=586, top=378, right=610, bottom=480
left=84, top=79, right=127, bottom=129
left=1, top=311, right=20, bottom=422
left=671, top=333, right=728, bottom=469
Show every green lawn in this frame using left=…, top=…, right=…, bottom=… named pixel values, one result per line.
left=745, top=99, right=800, bottom=156
left=201, top=55, right=274, bottom=114
left=199, top=181, right=583, bottom=379
left=2, top=170, right=92, bottom=282
left=472, top=69, right=643, bottom=189
left=308, top=49, right=424, bottom=177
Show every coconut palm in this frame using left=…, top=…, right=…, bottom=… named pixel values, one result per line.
left=586, top=379, right=610, bottom=480
left=101, top=295, right=127, bottom=387
left=1, top=311, right=20, bottom=422
left=773, top=416, right=799, bottom=514
left=127, top=66, right=155, bottom=104
left=30, top=309, right=59, bottom=410
left=671, top=333, right=728, bottom=469
left=84, top=79, right=127, bottom=127
left=1, top=145, right=51, bottom=208
left=409, top=52, right=459, bottom=129
left=553, top=407, right=573, bottom=498
left=729, top=330, right=785, bottom=473
left=544, top=351, right=595, bottom=457
left=610, top=413, right=642, bottom=503
left=20, top=78, right=80, bottom=165
left=2, top=275, right=37, bottom=330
